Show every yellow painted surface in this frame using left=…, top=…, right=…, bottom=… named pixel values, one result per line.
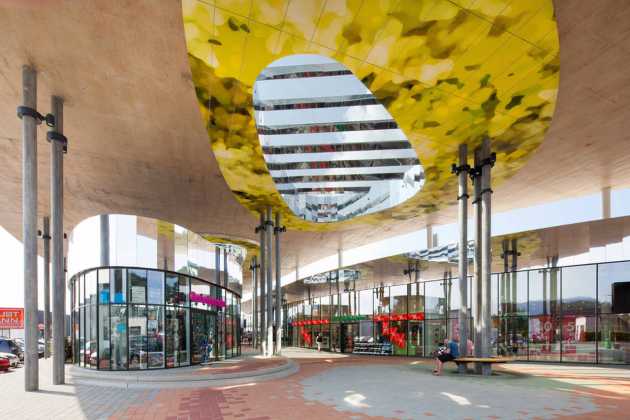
left=182, top=0, right=559, bottom=231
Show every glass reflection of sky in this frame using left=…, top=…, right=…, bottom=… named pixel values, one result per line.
left=253, top=54, right=424, bottom=223
left=68, top=215, right=245, bottom=294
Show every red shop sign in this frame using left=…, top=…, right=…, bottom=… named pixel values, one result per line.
left=0, top=308, right=24, bottom=329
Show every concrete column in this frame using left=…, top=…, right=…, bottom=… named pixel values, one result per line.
left=223, top=247, right=229, bottom=289
left=100, top=214, right=109, bottom=266
left=215, top=246, right=221, bottom=287
left=265, top=207, right=274, bottom=357
left=510, top=239, right=517, bottom=314
left=472, top=149, right=482, bottom=361
left=501, top=240, right=509, bottom=315
left=602, top=186, right=611, bottom=219
left=542, top=264, right=548, bottom=315
left=258, top=212, right=266, bottom=354
left=480, top=138, right=493, bottom=372
left=502, top=239, right=509, bottom=273
left=549, top=255, right=559, bottom=315
left=274, top=212, right=283, bottom=355
left=251, top=256, right=258, bottom=349
left=51, top=95, right=65, bottom=385
left=337, top=249, right=343, bottom=294
left=43, top=217, right=51, bottom=358
left=456, top=144, right=469, bottom=369
left=511, top=239, right=518, bottom=272
left=21, top=66, right=39, bottom=391
left=426, top=225, right=433, bottom=248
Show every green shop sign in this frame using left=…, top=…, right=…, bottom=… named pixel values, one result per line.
left=331, top=315, right=368, bottom=322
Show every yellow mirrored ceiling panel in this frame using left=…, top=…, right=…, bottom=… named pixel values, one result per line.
left=182, top=0, right=559, bottom=231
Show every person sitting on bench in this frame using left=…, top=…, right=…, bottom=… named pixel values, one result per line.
left=433, top=337, right=459, bottom=376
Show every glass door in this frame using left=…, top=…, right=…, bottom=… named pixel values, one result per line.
left=191, top=310, right=217, bottom=364
left=330, top=323, right=340, bottom=352
left=191, top=309, right=207, bottom=364
left=341, top=323, right=358, bottom=353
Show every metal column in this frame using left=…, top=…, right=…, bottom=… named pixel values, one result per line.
left=479, top=138, right=494, bottom=374
left=42, top=217, right=51, bottom=358
left=224, top=247, right=229, bottom=289
left=265, top=207, right=274, bottom=357
left=21, top=66, right=39, bottom=391
left=258, top=213, right=266, bottom=354
left=100, top=214, right=109, bottom=266
left=472, top=148, right=482, bottom=361
left=215, top=246, right=221, bottom=287
left=274, top=212, right=284, bottom=355
left=455, top=144, right=469, bottom=369
left=50, top=95, right=66, bottom=385
left=251, top=256, right=258, bottom=349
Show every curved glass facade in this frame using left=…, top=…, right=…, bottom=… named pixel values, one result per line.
left=285, top=260, right=630, bottom=365
left=68, top=215, right=244, bottom=296
left=71, top=267, right=240, bottom=370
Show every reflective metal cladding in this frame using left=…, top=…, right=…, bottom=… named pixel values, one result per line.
left=254, top=55, right=424, bottom=223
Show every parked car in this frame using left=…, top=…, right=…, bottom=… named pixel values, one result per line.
left=0, top=338, right=24, bottom=362
left=0, top=355, right=10, bottom=371
left=7, top=338, right=44, bottom=359
left=0, top=352, right=19, bottom=368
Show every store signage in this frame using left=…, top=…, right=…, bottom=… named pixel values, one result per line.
left=300, top=328, right=312, bottom=346
left=190, top=292, right=226, bottom=308
left=331, top=315, right=368, bottom=322
left=372, top=312, right=424, bottom=322
left=0, top=308, right=24, bottom=329
left=291, top=319, right=329, bottom=327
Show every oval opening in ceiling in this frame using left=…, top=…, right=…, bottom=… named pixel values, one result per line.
left=253, top=54, right=424, bottom=223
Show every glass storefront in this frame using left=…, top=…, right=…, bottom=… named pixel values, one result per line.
left=71, top=267, right=241, bottom=370
left=285, top=260, right=630, bottom=364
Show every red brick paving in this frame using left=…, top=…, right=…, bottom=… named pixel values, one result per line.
left=109, top=354, right=630, bottom=420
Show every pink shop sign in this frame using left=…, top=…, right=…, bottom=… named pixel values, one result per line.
left=190, top=291, right=226, bottom=308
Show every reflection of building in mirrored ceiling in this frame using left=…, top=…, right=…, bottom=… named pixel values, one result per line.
left=254, top=54, right=424, bottom=223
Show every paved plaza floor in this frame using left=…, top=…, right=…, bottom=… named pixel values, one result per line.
left=1, top=347, right=629, bottom=419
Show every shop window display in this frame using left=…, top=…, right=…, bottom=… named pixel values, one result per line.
left=284, top=261, right=630, bottom=365
left=598, top=314, right=630, bottom=363
left=71, top=267, right=239, bottom=371
left=497, top=316, right=528, bottom=357
left=561, top=265, right=597, bottom=363
left=110, top=305, right=128, bottom=370
left=129, top=304, right=148, bottom=369
left=147, top=305, right=165, bottom=368
left=98, top=304, right=110, bottom=369
left=598, top=262, right=630, bottom=363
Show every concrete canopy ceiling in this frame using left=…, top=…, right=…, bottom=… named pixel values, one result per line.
left=1, top=1, right=629, bottom=293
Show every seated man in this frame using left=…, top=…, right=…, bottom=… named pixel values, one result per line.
left=433, top=337, right=460, bottom=376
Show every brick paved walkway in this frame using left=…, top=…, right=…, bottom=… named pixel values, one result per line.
left=1, top=348, right=629, bottom=419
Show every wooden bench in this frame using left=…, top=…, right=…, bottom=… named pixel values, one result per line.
left=453, top=357, right=510, bottom=376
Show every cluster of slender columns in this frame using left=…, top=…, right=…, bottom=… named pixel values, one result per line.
left=253, top=207, right=285, bottom=356
left=250, top=256, right=259, bottom=348
left=20, top=66, right=67, bottom=390
left=455, top=144, right=469, bottom=373
left=454, top=138, right=494, bottom=374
